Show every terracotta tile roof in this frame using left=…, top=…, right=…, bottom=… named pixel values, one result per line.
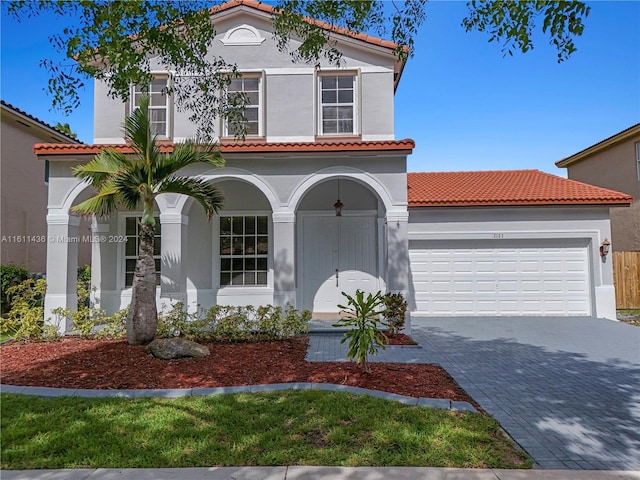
left=408, top=170, right=633, bottom=207
left=209, top=0, right=403, bottom=52
left=1, top=100, right=82, bottom=143
left=33, top=139, right=415, bottom=155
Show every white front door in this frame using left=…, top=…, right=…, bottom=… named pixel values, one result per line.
left=301, top=215, right=378, bottom=313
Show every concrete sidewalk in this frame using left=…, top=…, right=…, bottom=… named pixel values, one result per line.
left=2, top=467, right=639, bottom=480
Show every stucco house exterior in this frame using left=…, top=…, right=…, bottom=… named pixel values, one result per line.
left=0, top=100, right=89, bottom=273
left=556, top=123, right=639, bottom=252
left=33, top=0, right=631, bottom=332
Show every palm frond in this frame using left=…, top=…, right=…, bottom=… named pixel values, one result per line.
left=112, top=168, right=148, bottom=210
left=151, top=140, right=224, bottom=182
left=71, top=149, right=130, bottom=188
left=124, top=96, right=159, bottom=167
left=157, top=176, right=224, bottom=219
left=71, top=183, right=119, bottom=218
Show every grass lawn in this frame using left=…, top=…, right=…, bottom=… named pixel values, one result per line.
left=617, top=309, right=640, bottom=327
left=1, top=391, right=530, bottom=469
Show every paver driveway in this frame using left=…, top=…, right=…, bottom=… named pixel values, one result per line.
left=307, top=316, right=640, bottom=470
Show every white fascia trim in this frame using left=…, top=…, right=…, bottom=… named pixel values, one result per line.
left=361, top=134, right=395, bottom=141
left=407, top=230, right=600, bottom=241
left=93, top=137, right=126, bottom=144
left=264, top=67, right=315, bottom=76
left=266, top=135, right=315, bottom=143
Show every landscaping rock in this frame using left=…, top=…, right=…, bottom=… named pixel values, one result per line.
left=145, top=338, right=210, bottom=360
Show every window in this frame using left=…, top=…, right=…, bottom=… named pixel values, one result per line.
left=219, top=215, right=268, bottom=286
left=124, top=217, right=161, bottom=288
left=132, top=77, right=170, bottom=137
left=319, top=74, right=356, bottom=135
left=225, top=76, right=261, bottom=137
left=636, top=141, right=640, bottom=181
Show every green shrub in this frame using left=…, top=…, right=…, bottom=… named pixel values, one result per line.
left=1, top=264, right=30, bottom=314
left=334, top=290, right=389, bottom=373
left=0, top=278, right=58, bottom=342
left=383, top=292, right=408, bottom=335
left=158, top=303, right=311, bottom=342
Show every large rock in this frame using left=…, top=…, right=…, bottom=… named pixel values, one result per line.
left=145, top=337, right=210, bottom=360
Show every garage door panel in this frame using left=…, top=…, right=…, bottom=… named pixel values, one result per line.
left=410, top=240, right=591, bottom=316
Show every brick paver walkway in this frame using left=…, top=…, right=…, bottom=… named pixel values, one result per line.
left=306, top=316, right=640, bottom=471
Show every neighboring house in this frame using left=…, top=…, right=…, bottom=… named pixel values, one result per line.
left=33, top=0, right=631, bottom=331
left=0, top=100, right=89, bottom=273
left=556, top=123, right=639, bottom=252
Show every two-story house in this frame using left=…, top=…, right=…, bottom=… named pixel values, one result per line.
left=556, top=123, right=639, bottom=252
left=34, top=0, right=631, bottom=331
left=1, top=100, right=89, bottom=273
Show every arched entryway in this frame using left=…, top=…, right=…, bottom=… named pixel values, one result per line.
left=295, top=177, right=385, bottom=313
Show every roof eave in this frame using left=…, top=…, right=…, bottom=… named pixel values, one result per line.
left=409, top=201, right=633, bottom=208
left=556, top=123, right=640, bottom=168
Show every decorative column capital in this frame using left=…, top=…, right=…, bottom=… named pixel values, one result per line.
left=47, top=213, right=81, bottom=227
left=272, top=212, right=296, bottom=223
left=159, top=212, right=189, bottom=225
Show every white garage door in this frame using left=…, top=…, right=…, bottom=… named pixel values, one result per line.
left=409, top=239, right=592, bottom=316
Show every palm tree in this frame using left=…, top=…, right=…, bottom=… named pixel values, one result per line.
left=71, top=97, right=224, bottom=344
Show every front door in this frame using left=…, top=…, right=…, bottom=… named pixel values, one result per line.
left=300, top=215, right=378, bottom=313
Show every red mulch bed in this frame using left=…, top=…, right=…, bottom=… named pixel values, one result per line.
left=383, top=333, right=418, bottom=346
left=0, top=337, right=473, bottom=404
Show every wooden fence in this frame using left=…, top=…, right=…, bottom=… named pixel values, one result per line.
left=613, top=251, right=640, bottom=309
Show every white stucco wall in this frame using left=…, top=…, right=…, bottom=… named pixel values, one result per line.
left=92, top=9, right=398, bottom=144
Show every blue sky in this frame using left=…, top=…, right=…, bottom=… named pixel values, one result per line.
left=2, top=1, right=639, bottom=175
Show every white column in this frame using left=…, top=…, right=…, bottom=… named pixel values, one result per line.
left=272, top=211, right=296, bottom=307
left=90, top=217, right=110, bottom=310
left=385, top=209, right=410, bottom=330
left=159, top=212, right=189, bottom=307
left=44, top=213, right=80, bottom=334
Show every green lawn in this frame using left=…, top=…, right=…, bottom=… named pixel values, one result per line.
left=1, top=391, right=530, bottom=469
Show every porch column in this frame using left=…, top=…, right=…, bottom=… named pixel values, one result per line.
left=90, top=217, right=109, bottom=310
left=272, top=212, right=296, bottom=307
left=44, top=213, right=80, bottom=334
left=386, top=210, right=411, bottom=329
left=159, top=212, right=188, bottom=307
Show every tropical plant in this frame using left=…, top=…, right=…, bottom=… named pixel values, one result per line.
left=54, top=122, right=78, bottom=139
left=333, top=290, right=389, bottom=373
left=71, top=97, right=225, bottom=344
left=383, top=292, right=408, bottom=336
left=1, top=264, right=30, bottom=314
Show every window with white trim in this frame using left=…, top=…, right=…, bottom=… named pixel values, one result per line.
left=636, top=141, right=640, bottom=181
left=219, top=215, right=268, bottom=286
left=319, top=74, right=356, bottom=135
left=124, top=216, right=161, bottom=288
left=132, top=77, right=170, bottom=138
left=225, top=76, right=261, bottom=137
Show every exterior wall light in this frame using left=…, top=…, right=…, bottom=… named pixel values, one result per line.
left=334, top=179, right=343, bottom=216
left=600, top=238, right=611, bottom=257
left=334, top=199, right=343, bottom=216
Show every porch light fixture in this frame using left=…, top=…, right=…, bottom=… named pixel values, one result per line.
left=600, top=238, right=611, bottom=257
left=334, top=179, right=343, bottom=216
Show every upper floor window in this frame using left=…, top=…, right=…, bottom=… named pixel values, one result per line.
left=225, top=76, right=262, bottom=137
left=132, top=77, right=170, bottom=138
left=319, top=74, right=356, bottom=136
left=636, top=141, right=640, bottom=181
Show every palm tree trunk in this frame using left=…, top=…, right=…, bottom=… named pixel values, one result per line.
left=126, top=221, right=158, bottom=344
